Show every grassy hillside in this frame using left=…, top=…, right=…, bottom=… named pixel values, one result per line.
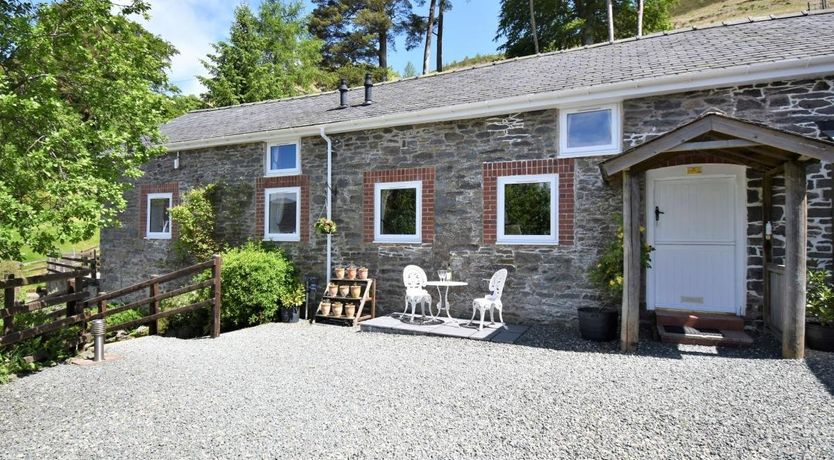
left=671, top=0, right=814, bottom=28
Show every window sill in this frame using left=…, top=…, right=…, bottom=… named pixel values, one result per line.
left=264, top=169, right=301, bottom=177
left=373, top=239, right=423, bottom=245
left=558, top=147, right=621, bottom=159
left=264, top=236, right=301, bottom=242
left=495, top=239, right=559, bottom=246
left=145, top=235, right=172, bottom=240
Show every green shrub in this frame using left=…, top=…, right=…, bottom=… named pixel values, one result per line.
left=807, top=269, right=834, bottom=327
left=106, top=308, right=144, bottom=329
left=588, top=216, right=654, bottom=306
left=0, top=310, right=81, bottom=383
left=193, top=242, right=304, bottom=329
left=170, top=184, right=221, bottom=262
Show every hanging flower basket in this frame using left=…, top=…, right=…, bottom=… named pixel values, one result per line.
left=314, top=218, right=337, bottom=235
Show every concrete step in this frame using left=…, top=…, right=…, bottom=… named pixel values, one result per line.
left=655, top=310, right=745, bottom=331
left=657, top=324, right=753, bottom=347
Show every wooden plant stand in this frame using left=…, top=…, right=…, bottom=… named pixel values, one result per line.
left=314, top=278, right=376, bottom=327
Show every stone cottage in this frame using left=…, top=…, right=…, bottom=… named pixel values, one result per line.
left=101, top=11, right=834, bottom=355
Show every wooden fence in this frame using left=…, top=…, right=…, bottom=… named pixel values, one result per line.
left=1, top=256, right=221, bottom=348
left=12, top=246, right=99, bottom=279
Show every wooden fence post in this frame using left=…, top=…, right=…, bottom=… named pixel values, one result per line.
left=211, top=255, right=222, bottom=338
left=3, top=274, right=14, bottom=336
left=149, top=275, right=160, bottom=336
left=97, top=293, right=108, bottom=316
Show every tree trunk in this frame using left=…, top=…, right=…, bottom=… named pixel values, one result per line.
left=436, top=0, right=444, bottom=72
left=637, top=0, right=644, bottom=36
left=580, top=3, right=594, bottom=45
left=379, top=29, right=388, bottom=78
left=529, top=0, right=539, bottom=54
left=606, top=0, right=614, bottom=43
left=422, top=0, right=437, bottom=74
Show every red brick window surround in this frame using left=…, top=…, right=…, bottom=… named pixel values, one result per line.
left=363, top=167, right=435, bottom=244
left=256, top=175, right=310, bottom=243
left=139, top=183, right=179, bottom=240
left=483, top=159, right=574, bottom=245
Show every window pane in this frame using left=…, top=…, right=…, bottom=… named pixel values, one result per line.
left=268, top=192, right=298, bottom=234
left=566, top=109, right=612, bottom=148
left=149, top=198, right=170, bottom=233
left=270, top=144, right=297, bottom=171
left=504, top=182, right=551, bottom=236
left=380, top=188, right=417, bottom=235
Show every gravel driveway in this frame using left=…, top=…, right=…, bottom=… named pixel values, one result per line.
left=1, top=323, right=833, bottom=459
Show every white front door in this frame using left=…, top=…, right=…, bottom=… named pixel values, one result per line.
left=646, top=164, right=747, bottom=315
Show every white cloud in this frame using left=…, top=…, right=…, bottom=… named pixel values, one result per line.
left=138, top=0, right=240, bottom=95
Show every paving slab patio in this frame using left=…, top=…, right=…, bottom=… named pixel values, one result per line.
left=359, top=313, right=530, bottom=343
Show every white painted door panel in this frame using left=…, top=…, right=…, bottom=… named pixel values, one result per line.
left=647, top=166, right=745, bottom=314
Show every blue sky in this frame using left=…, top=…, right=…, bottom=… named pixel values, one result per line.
left=140, top=0, right=502, bottom=96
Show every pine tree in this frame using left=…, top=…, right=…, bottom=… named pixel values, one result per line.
left=200, top=1, right=323, bottom=107
left=403, top=61, right=417, bottom=77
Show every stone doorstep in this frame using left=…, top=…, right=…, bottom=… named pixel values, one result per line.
left=657, top=324, right=753, bottom=347
left=70, top=354, right=122, bottom=367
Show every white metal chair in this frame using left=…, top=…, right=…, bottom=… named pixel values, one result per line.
left=469, top=269, right=508, bottom=330
left=402, top=265, right=433, bottom=321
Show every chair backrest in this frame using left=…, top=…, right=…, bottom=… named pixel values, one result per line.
left=489, top=269, right=508, bottom=301
left=403, top=265, right=428, bottom=289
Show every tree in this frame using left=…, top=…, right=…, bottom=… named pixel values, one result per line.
left=200, top=1, right=323, bottom=107
left=529, top=0, right=539, bottom=54
left=310, top=0, right=413, bottom=82
left=496, top=0, right=674, bottom=58
left=403, top=61, right=417, bottom=77
left=401, top=0, right=453, bottom=72
left=422, top=0, right=437, bottom=74
left=0, top=0, right=178, bottom=260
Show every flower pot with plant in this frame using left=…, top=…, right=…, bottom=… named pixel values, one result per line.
left=332, top=301, right=344, bottom=316
left=327, top=282, right=338, bottom=296
left=338, top=285, right=350, bottom=297
left=334, top=266, right=345, bottom=279
left=319, top=300, right=331, bottom=316
left=357, top=266, right=369, bottom=280
left=350, top=284, right=362, bottom=298
left=278, top=284, right=305, bottom=323
left=314, top=217, right=337, bottom=235
left=585, top=217, right=654, bottom=342
left=806, top=269, right=834, bottom=351
left=345, top=302, right=356, bottom=318
left=346, top=264, right=357, bottom=280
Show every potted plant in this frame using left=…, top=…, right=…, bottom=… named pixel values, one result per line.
left=327, top=282, right=338, bottom=296
left=345, top=302, right=356, bottom=318
left=346, top=263, right=357, bottom=280
left=806, top=269, right=834, bottom=351
left=357, top=266, right=369, bottom=280
left=278, top=284, right=306, bottom=323
left=350, top=284, right=362, bottom=298
left=314, top=217, right=337, bottom=235
left=585, top=218, right=654, bottom=342
left=338, top=284, right=350, bottom=297
left=332, top=301, right=344, bottom=317
left=334, top=266, right=345, bottom=279
left=319, top=300, right=331, bottom=316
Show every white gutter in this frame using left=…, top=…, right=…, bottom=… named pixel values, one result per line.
left=319, top=127, right=332, bottom=286
left=164, top=56, right=834, bottom=151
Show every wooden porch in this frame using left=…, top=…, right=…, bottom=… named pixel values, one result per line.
left=601, top=112, right=834, bottom=359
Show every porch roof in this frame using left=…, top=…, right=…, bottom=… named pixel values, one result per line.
left=600, top=113, right=834, bottom=180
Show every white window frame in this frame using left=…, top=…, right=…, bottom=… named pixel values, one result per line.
left=374, top=180, right=422, bottom=244
left=146, top=192, right=173, bottom=240
left=263, top=186, right=301, bottom=242
left=558, top=103, right=622, bottom=158
left=264, top=140, right=301, bottom=176
left=497, top=174, right=559, bottom=245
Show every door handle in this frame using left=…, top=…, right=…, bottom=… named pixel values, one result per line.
left=655, top=206, right=665, bottom=222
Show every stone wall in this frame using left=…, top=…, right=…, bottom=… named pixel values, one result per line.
left=101, top=76, right=834, bottom=322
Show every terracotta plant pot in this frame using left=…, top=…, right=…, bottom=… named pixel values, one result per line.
left=357, top=267, right=369, bottom=280
left=334, top=267, right=345, bottom=279
left=319, top=301, right=331, bottom=316
left=350, top=285, right=362, bottom=298
left=327, top=284, right=338, bottom=296
left=338, top=285, right=350, bottom=297
left=345, top=303, right=356, bottom=318
left=346, top=267, right=357, bottom=280
left=332, top=302, right=344, bottom=316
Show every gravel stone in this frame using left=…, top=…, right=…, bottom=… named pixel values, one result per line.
left=1, top=323, right=833, bottom=459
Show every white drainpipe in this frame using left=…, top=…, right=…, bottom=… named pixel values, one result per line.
left=319, top=127, right=332, bottom=285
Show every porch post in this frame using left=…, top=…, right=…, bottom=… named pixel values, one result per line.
left=782, top=160, right=807, bottom=359
left=621, top=169, right=641, bottom=352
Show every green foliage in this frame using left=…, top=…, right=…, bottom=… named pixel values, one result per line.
left=503, top=182, right=551, bottom=236
left=588, top=217, right=654, bottom=305
left=314, top=218, right=337, bottom=235
left=170, top=184, right=221, bottom=262
left=106, top=308, right=144, bottom=329
left=403, top=61, right=417, bottom=77
left=194, top=242, right=304, bottom=329
left=443, top=53, right=505, bottom=71
left=0, top=310, right=81, bottom=383
left=0, top=0, right=180, bottom=260
left=200, top=0, right=324, bottom=107
left=380, top=188, right=417, bottom=235
left=497, top=0, right=674, bottom=58
left=807, top=269, right=834, bottom=327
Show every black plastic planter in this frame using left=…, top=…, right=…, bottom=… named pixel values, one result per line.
left=806, top=322, right=834, bottom=352
left=577, top=307, right=618, bottom=342
left=279, top=307, right=300, bottom=323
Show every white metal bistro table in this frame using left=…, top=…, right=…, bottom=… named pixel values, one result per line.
left=425, top=281, right=468, bottom=325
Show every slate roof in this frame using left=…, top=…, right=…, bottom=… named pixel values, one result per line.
left=162, top=10, right=834, bottom=145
